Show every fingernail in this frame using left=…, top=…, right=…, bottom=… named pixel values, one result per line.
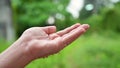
left=82, top=24, right=90, bottom=30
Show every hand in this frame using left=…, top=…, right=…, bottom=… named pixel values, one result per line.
left=0, top=23, right=89, bottom=68
left=21, top=23, right=89, bottom=59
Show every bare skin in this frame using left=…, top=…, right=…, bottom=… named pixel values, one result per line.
left=0, top=23, right=89, bottom=68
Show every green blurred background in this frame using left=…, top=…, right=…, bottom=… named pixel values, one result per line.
left=0, top=0, right=120, bottom=68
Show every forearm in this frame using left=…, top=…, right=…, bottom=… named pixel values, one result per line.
left=0, top=39, right=32, bottom=68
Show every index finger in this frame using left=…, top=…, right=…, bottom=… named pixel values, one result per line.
left=57, top=23, right=80, bottom=36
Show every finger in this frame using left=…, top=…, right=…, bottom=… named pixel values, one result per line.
left=41, top=26, right=56, bottom=34
left=49, top=23, right=80, bottom=40
left=56, top=23, right=80, bottom=36
left=82, top=24, right=90, bottom=30
left=62, top=24, right=89, bottom=46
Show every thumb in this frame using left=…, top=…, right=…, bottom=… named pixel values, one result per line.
left=41, top=26, right=56, bottom=34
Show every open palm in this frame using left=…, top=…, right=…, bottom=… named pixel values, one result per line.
left=20, top=23, right=89, bottom=59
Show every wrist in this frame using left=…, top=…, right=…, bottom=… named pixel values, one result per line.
left=0, top=38, right=33, bottom=68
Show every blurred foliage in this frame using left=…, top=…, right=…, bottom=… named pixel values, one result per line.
left=11, top=0, right=76, bottom=37
left=101, top=3, right=120, bottom=32
left=11, top=0, right=120, bottom=37
left=0, top=39, right=9, bottom=53
left=0, top=0, right=118, bottom=68
left=81, top=2, right=120, bottom=34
